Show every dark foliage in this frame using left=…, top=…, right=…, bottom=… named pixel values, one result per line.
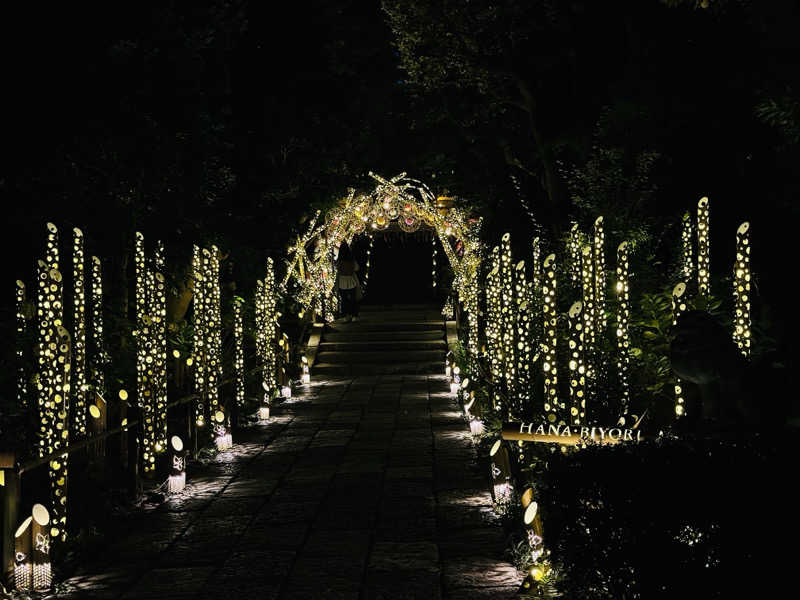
left=538, top=436, right=797, bottom=598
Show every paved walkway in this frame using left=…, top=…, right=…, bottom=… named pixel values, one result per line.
left=61, top=374, right=520, bottom=599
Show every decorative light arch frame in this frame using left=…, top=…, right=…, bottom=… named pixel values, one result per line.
left=283, top=172, right=483, bottom=319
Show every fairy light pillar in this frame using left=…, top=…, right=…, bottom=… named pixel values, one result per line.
left=90, top=256, right=106, bottom=398
left=616, top=242, right=632, bottom=414
left=50, top=325, right=71, bottom=542
left=580, top=245, right=596, bottom=401
left=135, top=232, right=157, bottom=473
left=542, top=254, right=560, bottom=424
left=71, top=228, right=88, bottom=437
left=260, top=258, right=278, bottom=419
left=568, top=222, right=581, bottom=290
left=672, top=282, right=688, bottom=417
left=206, top=247, right=224, bottom=441
left=192, top=245, right=207, bottom=429
left=593, top=216, right=606, bottom=334
left=233, top=298, right=245, bottom=407
left=697, top=197, right=710, bottom=296
left=500, top=233, right=516, bottom=399
left=567, top=301, right=585, bottom=426
left=681, top=212, right=694, bottom=281
left=732, top=222, right=752, bottom=358
left=16, top=280, right=27, bottom=408
left=431, top=232, right=437, bottom=289
left=486, top=247, right=502, bottom=384
left=513, top=260, right=533, bottom=419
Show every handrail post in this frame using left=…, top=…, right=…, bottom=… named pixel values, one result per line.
left=2, top=464, right=20, bottom=588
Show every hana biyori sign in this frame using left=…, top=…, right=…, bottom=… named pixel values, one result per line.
left=502, top=422, right=643, bottom=445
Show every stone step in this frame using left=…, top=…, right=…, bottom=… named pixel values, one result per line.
left=348, top=311, right=442, bottom=322
left=327, top=321, right=444, bottom=333
left=360, top=303, right=440, bottom=312
left=323, top=330, right=444, bottom=343
left=313, top=362, right=444, bottom=376
left=317, top=349, right=446, bottom=364
left=318, top=339, right=447, bottom=352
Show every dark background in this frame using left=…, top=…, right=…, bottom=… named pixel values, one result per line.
left=1, top=0, right=799, bottom=393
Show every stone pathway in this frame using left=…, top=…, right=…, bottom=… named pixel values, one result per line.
left=61, top=374, right=520, bottom=599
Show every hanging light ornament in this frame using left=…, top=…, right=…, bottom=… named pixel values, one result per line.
left=697, top=197, right=710, bottom=296
left=733, top=222, right=752, bottom=358
left=431, top=233, right=437, bottom=288
left=71, top=228, right=88, bottom=437
left=567, top=301, right=585, bottom=426
left=542, top=254, right=560, bottom=424
left=593, top=216, right=606, bottom=334
left=672, top=282, right=688, bottom=417
left=681, top=212, right=694, bottom=282
left=616, top=242, right=631, bottom=414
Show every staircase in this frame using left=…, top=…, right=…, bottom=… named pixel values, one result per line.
left=312, top=304, right=447, bottom=376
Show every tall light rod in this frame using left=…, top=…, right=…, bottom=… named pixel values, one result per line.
left=233, top=298, right=245, bottom=407
left=16, top=280, right=27, bottom=408
left=500, top=233, right=516, bottom=400
left=90, top=256, right=106, bottom=399
left=697, top=196, right=710, bottom=296
left=733, top=221, right=752, bottom=358
left=681, top=212, right=693, bottom=281
left=568, top=222, right=581, bottom=289
left=514, top=260, right=532, bottom=419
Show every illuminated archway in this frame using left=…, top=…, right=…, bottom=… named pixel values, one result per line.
left=283, top=172, right=482, bottom=350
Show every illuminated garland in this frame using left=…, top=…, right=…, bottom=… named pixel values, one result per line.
left=697, top=197, right=710, bottom=296
left=568, top=222, right=581, bottom=289
left=681, top=212, right=693, bottom=281
left=542, top=253, right=560, bottom=424
left=90, top=256, right=106, bottom=399
left=16, top=280, right=27, bottom=408
left=233, top=298, right=245, bottom=406
left=500, top=233, right=516, bottom=400
left=70, top=228, right=87, bottom=438
left=514, top=260, right=533, bottom=419
left=593, top=216, right=606, bottom=333
left=363, top=234, right=374, bottom=291
left=567, top=301, right=585, bottom=426
left=733, top=222, right=751, bottom=358
left=616, top=242, right=631, bottom=413
left=672, top=282, right=688, bottom=417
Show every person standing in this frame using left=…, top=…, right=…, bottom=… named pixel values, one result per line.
left=336, top=242, right=361, bottom=322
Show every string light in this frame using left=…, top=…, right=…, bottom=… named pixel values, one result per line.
left=672, top=282, right=688, bottom=417
left=567, top=301, right=585, bottom=426
left=71, top=228, right=87, bottom=437
left=733, top=222, right=751, bottom=358
left=616, top=242, right=631, bottom=414
left=233, top=298, right=245, bottom=406
left=681, top=212, right=694, bottom=281
left=542, top=253, right=560, bottom=424
left=697, top=197, right=710, bottom=296
left=16, top=280, right=27, bottom=408
left=593, top=216, right=606, bottom=333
